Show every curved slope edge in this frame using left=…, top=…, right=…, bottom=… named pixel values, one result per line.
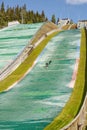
left=44, top=28, right=87, bottom=130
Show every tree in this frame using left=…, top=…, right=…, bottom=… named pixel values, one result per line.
left=51, top=14, right=56, bottom=24
left=57, top=18, right=59, bottom=25
left=0, top=2, right=49, bottom=27
left=41, top=10, right=45, bottom=22
left=45, top=17, right=48, bottom=21
left=1, top=2, right=5, bottom=13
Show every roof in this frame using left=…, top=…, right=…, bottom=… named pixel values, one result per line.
left=78, top=20, right=87, bottom=22
left=62, top=18, right=69, bottom=20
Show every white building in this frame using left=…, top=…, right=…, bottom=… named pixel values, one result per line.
left=77, top=20, right=87, bottom=29
left=8, top=21, right=20, bottom=26
left=57, top=18, right=72, bottom=28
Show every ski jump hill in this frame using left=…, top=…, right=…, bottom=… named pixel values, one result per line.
left=0, top=21, right=87, bottom=130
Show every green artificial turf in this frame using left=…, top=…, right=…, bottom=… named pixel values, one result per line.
left=44, top=28, right=87, bottom=130
left=0, top=31, right=58, bottom=92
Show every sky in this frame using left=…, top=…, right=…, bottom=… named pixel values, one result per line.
left=0, top=0, right=87, bottom=23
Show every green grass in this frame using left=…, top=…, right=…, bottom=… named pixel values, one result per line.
left=44, top=28, right=87, bottom=130
left=0, top=31, right=59, bottom=93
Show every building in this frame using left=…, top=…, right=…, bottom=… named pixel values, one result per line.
left=77, top=20, right=87, bottom=29
left=57, top=18, right=73, bottom=28
left=8, top=21, right=20, bottom=26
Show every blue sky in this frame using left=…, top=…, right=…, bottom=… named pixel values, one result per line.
left=0, top=0, right=87, bottom=23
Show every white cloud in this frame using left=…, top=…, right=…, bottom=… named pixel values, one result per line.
left=66, top=0, right=87, bottom=4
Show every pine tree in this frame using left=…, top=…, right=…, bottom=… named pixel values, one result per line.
left=51, top=14, right=56, bottom=24
left=0, top=2, right=6, bottom=27
left=1, top=2, right=5, bottom=13
left=41, top=10, right=45, bottom=22
left=57, top=18, right=59, bottom=25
